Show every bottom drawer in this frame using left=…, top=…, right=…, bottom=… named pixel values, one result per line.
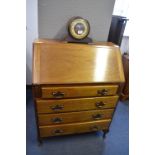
left=39, top=119, right=111, bottom=137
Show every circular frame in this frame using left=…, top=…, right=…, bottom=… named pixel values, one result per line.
left=68, top=17, right=90, bottom=40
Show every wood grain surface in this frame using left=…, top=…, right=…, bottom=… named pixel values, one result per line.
left=36, top=96, right=118, bottom=114
left=41, top=85, right=118, bottom=98
left=33, top=39, right=125, bottom=84
left=39, top=119, right=111, bottom=137
left=32, top=39, right=125, bottom=139
left=38, top=109, right=114, bottom=125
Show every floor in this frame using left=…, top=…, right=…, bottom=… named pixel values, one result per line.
left=26, top=88, right=129, bottom=155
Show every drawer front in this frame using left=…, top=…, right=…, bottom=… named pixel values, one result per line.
left=39, top=119, right=111, bottom=137
left=41, top=85, right=118, bottom=98
left=36, top=96, right=118, bottom=114
left=38, top=109, right=114, bottom=125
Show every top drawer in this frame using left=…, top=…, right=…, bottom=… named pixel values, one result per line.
left=41, top=85, right=118, bottom=99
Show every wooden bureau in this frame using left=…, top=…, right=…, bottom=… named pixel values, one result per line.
left=32, top=39, right=125, bottom=142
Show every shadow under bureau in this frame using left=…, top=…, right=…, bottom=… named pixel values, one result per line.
left=32, top=39, right=125, bottom=143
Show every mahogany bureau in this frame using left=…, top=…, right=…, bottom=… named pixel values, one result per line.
left=32, top=39, right=125, bottom=142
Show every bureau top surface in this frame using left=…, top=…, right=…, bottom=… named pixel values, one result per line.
left=33, top=39, right=125, bottom=84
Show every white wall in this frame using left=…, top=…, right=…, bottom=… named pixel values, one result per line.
left=38, top=0, right=115, bottom=41
left=26, top=0, right=38, bottom=84
left=112, top=0, right=129, bottom=36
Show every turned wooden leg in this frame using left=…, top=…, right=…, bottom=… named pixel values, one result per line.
left=103, top=129, right=109, bottom=138
left=38, top=137, right=43, bottom=146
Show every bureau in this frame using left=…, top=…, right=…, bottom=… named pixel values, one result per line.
left=32, top=39, right=125, bottom=143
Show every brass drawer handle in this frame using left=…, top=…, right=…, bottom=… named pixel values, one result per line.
left=95, top=101, right=105, bottom=108
left=90, top=125, right=100, bottom=131
left=97, top=89, right=108, bottom=96
left=51, top=117, right=63, bottom=123
left=51, top=105, right=64, bottom=111
left=52, top=91, right=65, bottom=98
left=92, top=114, right=103, bottom=120
left=53, top=129, right=64, bottom=134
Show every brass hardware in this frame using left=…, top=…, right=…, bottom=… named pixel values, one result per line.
left=97, top=89, right=108, bottom=96
left=51, top=105, right=64, bottom=111
left=53, top=129, right=64, bottom=134
left=90, top=125, right=100, bottom=131
left=95, top=101, right=105, bottom=108
left=52, top=91, right=65, bottom=98
left=51, top=117, right=63, bottom=123
left=92, top=114, right=103, bottom=120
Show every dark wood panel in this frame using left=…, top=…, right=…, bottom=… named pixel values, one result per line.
left=120, top=53, right=129, bottom=101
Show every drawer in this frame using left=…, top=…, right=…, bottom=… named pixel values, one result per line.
left=39, top=119, right=111, bottom=137
left=38, top=109, right=114, bottom=125
left=41, top=85, right=118, bottom=98
left=36, top=96, right=118, bottom=114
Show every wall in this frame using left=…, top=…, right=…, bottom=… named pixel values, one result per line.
left=112, top=0, right=129, bottom=53
left=112, top=0, right=129, bottom=36
left=38, top=0, right=115, bottom=41
left=26, top=0, right=38, bottom=84
left=26, top=0, right=116, bottom=84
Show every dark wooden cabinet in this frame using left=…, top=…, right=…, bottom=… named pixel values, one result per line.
left=120, top=53, right=129, bottom=101
left=108, top=15, right=128, bottom=46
